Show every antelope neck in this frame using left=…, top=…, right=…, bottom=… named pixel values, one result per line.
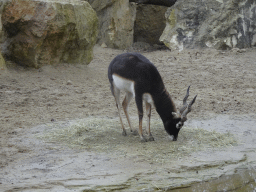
left=151, top=89, right=178, bottom=122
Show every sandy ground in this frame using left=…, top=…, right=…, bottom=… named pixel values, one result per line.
left=0, top=45, right=256, bottom=191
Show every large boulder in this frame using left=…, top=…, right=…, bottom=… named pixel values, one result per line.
left=1, top=0, right=98, bottom=68
left=134, top=4, right=168, bottom=45
left=88, top=0, right=136, bottom=49
left=160, top=0, right=256, bottom=50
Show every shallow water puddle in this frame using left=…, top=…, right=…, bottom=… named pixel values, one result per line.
left=1, top=115, right=256, bottom=191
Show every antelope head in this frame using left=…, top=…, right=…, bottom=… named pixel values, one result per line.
left=172, top=86, right=197, bottom=129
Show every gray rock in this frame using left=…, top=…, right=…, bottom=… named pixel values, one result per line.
left=89, top=0, right=136, bottom=49
left=160, top=0, right=256, bottom=50
left=134, top=4, right=168, bottom=45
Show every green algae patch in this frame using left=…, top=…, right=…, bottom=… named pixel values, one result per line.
left=39, top=117, right=238, bottom=163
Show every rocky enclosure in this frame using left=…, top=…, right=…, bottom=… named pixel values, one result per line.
left=0, top=0, right=256, bottom=66
left=89, top=0, right=256, bottom=50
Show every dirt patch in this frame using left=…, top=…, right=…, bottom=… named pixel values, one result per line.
left=0, top=45, right=256, bottom=191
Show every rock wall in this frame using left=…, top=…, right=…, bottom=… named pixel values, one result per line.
left=88, top=0, right=169, bottom=48
left=88, top=0, right=136, bottom=49
left=1, top=0, right=98, bottom=68
left=160, top=0, right=256, bottom=50
left=134, top=4, right=168, bottom=45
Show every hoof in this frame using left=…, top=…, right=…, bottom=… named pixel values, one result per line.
left=122, top=130, right=127, bottom=136
left=131, top=129, right=138, bottom=135
left=148, top=136, right=155, bottom=141
left=140, top=137, right=147, bottom=142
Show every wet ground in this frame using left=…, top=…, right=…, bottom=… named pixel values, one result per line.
left=1, top=115, right=256, bottom=191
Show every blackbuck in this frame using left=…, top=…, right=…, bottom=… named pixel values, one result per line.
left=108, top=53, right=197, bottom=142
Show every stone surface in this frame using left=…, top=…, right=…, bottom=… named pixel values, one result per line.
left=160, top=0, right=256, bottom=50
left=1, top=0, right=98, bottom=68
left=0, top=52, right=6, bottom=69
left=134, top=4, right=168, bottom=45
left=88, top=0, right=136, bottom=49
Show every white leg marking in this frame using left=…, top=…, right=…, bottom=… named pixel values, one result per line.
left=122, top=92, right=135, bottom=132
left=143, top=93, right=154, bottom=106
left=113, top=85, right=126, bottom=135
left=144, top=93, right=154, bottom=141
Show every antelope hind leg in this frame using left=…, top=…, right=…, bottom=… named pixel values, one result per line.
left=122, top=92, right=138, bottom=135
left=113, top=86, right=127, bottom=136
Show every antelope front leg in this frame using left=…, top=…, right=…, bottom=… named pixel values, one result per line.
left=139, top=113, right=147, bottom=142
left=136, top=95, right=147, bottom=142
left=146, top=102, right=154, bottom=141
